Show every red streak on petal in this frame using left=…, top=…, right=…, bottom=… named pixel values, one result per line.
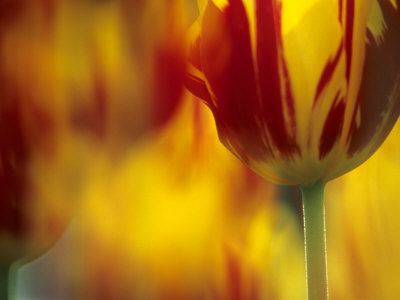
left=201, top=0, right=272, bottom=160
left=184, top=73, right=212, bottom=104
left=281, top=46, right=297, bottom=137
left=342, top=0, right=358, bottom=145
left=344, top=0, right=354, bottom=82
left=256, top=0, right=298, bottom=155
left=319, top=94, right=345, bottom=159
left=347, top=1, right=400, bottom=155
left=314, top=41, right=344, bottom=105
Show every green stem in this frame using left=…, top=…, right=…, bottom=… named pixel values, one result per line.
left=301, top=181, right=328, bottom=300
left=0, top=264, right=10, bottom=300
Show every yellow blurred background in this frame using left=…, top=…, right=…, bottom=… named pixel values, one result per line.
left=15, top=95, right=400, bottom=300
left=1, top=0, right=400, bottom=299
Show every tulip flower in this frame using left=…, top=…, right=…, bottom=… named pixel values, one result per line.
left=0, top=0, right=187, bottom=298
left=0, top=1, right=82, bottom=298
left=62, top=0, right=187, bottom=149
left=186, top=0, right=400, bottom=298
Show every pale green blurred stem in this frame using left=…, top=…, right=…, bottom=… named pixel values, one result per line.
left=301, top=182, right=328, bottom=300
left=0, top=263, right=17, bottom=300
left=0, top=264, right=10, bottom=300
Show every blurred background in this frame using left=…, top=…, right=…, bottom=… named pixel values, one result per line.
left=1, top=0, right=400, bottom=299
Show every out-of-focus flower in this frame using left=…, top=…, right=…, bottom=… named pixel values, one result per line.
left=326, top=121, right=400, bottom=300
left=0, top=0, right=73, bottom=264
left=58, top=0, right=188, bottom=151
left=0, top=0, right=187, bottom=264
left=186, top=0, right=400, bottom=185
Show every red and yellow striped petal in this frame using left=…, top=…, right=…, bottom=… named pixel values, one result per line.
left=187, top=0, right=400, bottom=185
